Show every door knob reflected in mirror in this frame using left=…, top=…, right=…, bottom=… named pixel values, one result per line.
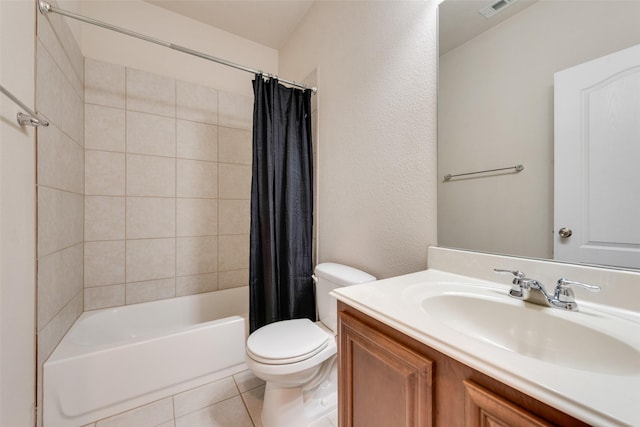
left=559, top=227, right=573, bottom=238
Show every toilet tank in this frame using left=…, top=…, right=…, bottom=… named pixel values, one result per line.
left=314, top=263, right=376, bottom=333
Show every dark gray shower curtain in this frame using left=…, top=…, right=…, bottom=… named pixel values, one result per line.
left=249, top=75, right=315, bottom=333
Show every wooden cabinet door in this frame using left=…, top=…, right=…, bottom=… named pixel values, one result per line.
left=464, top=380, right=555, bottom=427
left=339, top=312, right=434, bottom=427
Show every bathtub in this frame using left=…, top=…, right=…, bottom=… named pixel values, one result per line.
left=43, top=286, right=249, bottom=427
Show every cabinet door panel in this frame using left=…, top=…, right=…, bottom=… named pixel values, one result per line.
left=339, top=312, right=434, bottom=427
left=464, top=380, right=554, bottom=427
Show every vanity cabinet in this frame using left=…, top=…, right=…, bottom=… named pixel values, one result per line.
left=337, top=302, right=590, bottom=427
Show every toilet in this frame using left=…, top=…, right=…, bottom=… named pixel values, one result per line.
left=245, top=262, right=376, bottom=427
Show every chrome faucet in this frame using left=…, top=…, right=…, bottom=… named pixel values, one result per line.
left=494, top=269, right=600, bottom=311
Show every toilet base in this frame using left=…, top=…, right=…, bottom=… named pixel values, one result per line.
left=261, top=361, right=337, bottom=427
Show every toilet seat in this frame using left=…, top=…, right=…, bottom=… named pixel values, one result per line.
left=247, top=319, right=330, bottom=365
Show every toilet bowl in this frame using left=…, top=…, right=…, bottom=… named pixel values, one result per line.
left=245, top=263, right=376, bottom=427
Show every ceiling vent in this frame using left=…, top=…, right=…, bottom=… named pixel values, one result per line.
left=478, top=0, right=520, bottom=18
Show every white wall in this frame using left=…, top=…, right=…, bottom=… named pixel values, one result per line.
left=438, top=1, right=640, bottom=259
left=0, top=0, right=36, bottom=425
left=80, top=0, right=278, bottom=96
left=279, top=1, right=439, bottom=279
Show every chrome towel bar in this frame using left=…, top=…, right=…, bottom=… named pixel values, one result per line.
left=444, top=164, right=524, bottom=181
left=0, top=84, right=50, bottom=127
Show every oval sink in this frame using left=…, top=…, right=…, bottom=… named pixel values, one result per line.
left=421, top=292, right=640, bottom=375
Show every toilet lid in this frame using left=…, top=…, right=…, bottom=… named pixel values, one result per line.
left=247, top=319, right=330, bottom=365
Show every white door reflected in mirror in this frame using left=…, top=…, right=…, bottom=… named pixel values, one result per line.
left=554, top=43, right=640, bottom=269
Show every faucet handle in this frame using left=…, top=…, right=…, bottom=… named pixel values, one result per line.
left=494, top=269, right=528, bottom=299
left=554, top=278, right=600, bottom=303
left=493, top=269, right=526, bottom=279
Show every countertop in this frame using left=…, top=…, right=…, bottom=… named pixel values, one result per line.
left=331, top=268, right=640, bottom=427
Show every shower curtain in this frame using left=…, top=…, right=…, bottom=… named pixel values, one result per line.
left=249, top=75, right=315, bottom=333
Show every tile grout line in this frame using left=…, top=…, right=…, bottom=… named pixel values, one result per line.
left=124, top=66, right=128, bottom=307
left=217, top=90, right=221, bottom=291
left=175, top=79, right=178, bottom=299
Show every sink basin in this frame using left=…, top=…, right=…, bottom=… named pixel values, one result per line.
left=420, top=291, right=640, bottom=375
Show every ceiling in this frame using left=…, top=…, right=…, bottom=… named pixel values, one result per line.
left=439, top=0, right=538, bottom=55
left=144, top=0, right=314, bottom=49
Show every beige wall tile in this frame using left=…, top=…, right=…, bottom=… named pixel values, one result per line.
left=173, top=377, right=237, bottom=418
left=176, top=273, right=218, bottom=296
left=177, top=159, right=217, bottom=198
left=85, top=196, right=125, bottom=241
left=82, top=63, right=261, bottom=312
left=85, top=104, right=125, bottom=152
left=176, top=236, right=217, bottom=276
left=37, top=19, right=85, bottom=427
left=218, top=91, right=253, bottom=130
left=60, top=78, right=84, bottom=143
left=84, top=285, right=125, bottom=311
left=37, top=292, right=82, bottom=365
left=36, top=41, right=62, bottom=131
left=218, top=127, right=251, bottom=165
left=218, top=235, right=249, bottom=271
left=37, top=244, right=83, bottom=330
left=177, top=80, right=218, bottom=125
left=37, top=187, right=84, bottom=256
left=37, top=12, right=83, bottom=96
left=126, top=238, right=176, bottom=282
left=177, top=120, right=217, bottom=162
left=176, top=198, right=217, bottom=237
left=126, top=197, right=176, bottom=239
left=218, top=270, right=249, bottom=290
left=85, top=240, right=125, bottom=287
left=96, top=397, right=174, bottom=427
left=127, top=154, right=176, bottom=197
left=53, top=12, right=84, bottom=86
left=38, top=123, right=84, bottom=193
left=85, top=58, right=125, bottom=109
left=218, top=199, right=250, bottom=235
left=125, top=278, right=176, bottom=305
left=218, top=164, right=251, bottom=199
left=127, top=111, right=176, bottom=157
left=85, top=150, right=125, bottom=196
left=127, top=68, right=175, bottom=117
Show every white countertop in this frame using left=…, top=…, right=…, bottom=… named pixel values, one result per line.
left=332, top=268, right=640, bottom=427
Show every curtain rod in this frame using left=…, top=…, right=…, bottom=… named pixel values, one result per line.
left=0, top=84, right=50, bottom=127
left=37, top=0, right=317, bottom=93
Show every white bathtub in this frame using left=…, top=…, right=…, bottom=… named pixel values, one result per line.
left=44, top=287, right=249, bottom=427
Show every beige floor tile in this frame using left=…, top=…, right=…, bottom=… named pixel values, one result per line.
left=233, top=370, right=265, bottom=393
left=96, top=398, right=173, bottom=427
left=327, top=409, right=338, bottom=426
left=241, top=384, right=265, bottom=427
left=173, top=377, right=238, bottom=418
left=175, top=396, right=253, bottom=427
left=308, top=417, right=335, bottom=427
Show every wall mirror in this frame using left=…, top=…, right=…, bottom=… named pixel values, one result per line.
left=438, top=0, right=640, bottom=270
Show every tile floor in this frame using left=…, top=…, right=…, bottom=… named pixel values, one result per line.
left=83, top=369, right=337, bottom=427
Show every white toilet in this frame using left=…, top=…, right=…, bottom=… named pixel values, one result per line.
left=245, top=262, right=376, bottom=427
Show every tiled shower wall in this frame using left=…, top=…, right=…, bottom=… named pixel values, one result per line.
left=35, top=6, right=85, bottom=426
left=83, top=58, right=253, bottom=310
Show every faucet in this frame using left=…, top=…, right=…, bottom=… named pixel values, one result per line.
left=493, top=269, right=600, bottom=311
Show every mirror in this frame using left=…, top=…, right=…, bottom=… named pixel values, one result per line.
left=438, top=0, right=640, bottom=269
